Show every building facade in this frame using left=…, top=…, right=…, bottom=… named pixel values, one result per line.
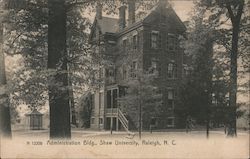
left=88, top=0, right=187, bottom=131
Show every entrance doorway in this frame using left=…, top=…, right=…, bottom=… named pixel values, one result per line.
left=105, top=117, right=118, bottom=130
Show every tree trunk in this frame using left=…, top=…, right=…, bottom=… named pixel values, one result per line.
left=204, top=41, right=213, bottom=139
left=48, top=0, right=71, bottom=139
left=0, top=14, right=12, bottom=139
left=226, top=1, right=244, bottom=137
left=228, top=23, right=240, bottom=137
left=68, top=74, right=77, bottom=127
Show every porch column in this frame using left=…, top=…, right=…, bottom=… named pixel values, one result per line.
left=110, top=89, right=113, bottom=133
left=116, top=117, right=119, bottom=131
left=110, top=117, right=113, bottom=133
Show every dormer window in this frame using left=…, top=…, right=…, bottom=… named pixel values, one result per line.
left=151, top=31, right=161, bottom=49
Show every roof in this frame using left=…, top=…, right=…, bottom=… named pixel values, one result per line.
left=97, top=17, right=119, bottom=33
left=89, top=1, right=186, bottom=41
left=117, top=2, right=186, bottom=36
left=25, top=109, right=43, bottom=116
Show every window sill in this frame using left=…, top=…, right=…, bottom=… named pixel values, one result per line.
left=167, top=125, right=174, bottom=127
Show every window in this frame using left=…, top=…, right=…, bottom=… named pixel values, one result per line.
left=167, top=33, right=177, bottom=51
left=99, top=118, right=103, bottom=125
left=183, top=65, right=189, bottom=77
left=158, top=65, right=161, bottom=77
left=130, top=61, right=137, bottom=78
left=151, top=31, right=161, bottom=49
left=150, top=117, right=157, bottom=126
left=100, top=68, right=104, bottom=78
left=167, top=63, right=177, bottom=78
left=107, top=89, right=118, bottom=109
left=225, top=94, right=230, bottom=106
left=107, top=90, right=111, bottom=108
left=105, top=68, right=114, bottom=77
left=113, top=89, right=118, bottom=108
left=91, top=94, right=95, bottom=110
left=149, top=60, right=157, bottom=74
left=167, top=89, right=174, bottom=109
left=91, top=118, right=95, bottom=124
left=119, top=86, right=126, bottom=97
left=132, top=61, right=137, bottom=70
left=168, top=90, right=174, bottom=99
left=167, top=117, right=174, bottom=127
left=212, top=93, right=217, bottom=105
left=123, top=39, right=127, bottom=50
left=149, top=59, right=161, bottom=76
left=100, top=92, right=104, bottom=107
left=122, top=66, right=127, bottom=80
left=151, top=61, right=157, bottom=70
left=132, top=34, right=137, bottom=50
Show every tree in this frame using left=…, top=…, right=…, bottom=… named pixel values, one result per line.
left=0, top=18, right=12, bottom=138
left=2, top=0, right=49, bottom=138
left=118, top=66, right=162, bottom=139
left=178, top=47, right=213, bottom=138
left=66, top=7, right=93, bottom=127
left=47, top=0, right=71, bottom=139
left=78, top=91, right=93, bottom=128
left=177, top=6, right=214, bottom=138
left=0, top=0, right=19, bottom=139
left=198, top=0, right=248, bottom=136
left=4, top=0, right=91, bottom=138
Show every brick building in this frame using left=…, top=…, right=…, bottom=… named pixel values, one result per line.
left=88, top=0, right=187, bottom=131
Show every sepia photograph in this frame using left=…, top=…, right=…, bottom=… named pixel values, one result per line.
left=0, top=0, right=249, bottom=158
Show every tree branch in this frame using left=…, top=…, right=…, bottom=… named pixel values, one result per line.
left=226, top=3, right=235, bottom=23
left=235, top=0, right=244, bottom=23
left=66, top=0, right=94, bottom=11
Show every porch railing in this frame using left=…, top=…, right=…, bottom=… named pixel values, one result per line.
left=118, top=109, right=129, bottom=131
left=105, top=108, right=118, bottom=116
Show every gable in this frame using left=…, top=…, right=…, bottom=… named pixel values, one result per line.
left=89, top=17, right=119, bottom=43
left=143, top=4, right=186, bottom=33
left=89, top=18, right=98, bottom=43
left=97, top=17, right=119, bottom=33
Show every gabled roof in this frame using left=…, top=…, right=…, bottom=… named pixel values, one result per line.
left=25, top=109, right=43, bottom=116
left=117, top=1, right=186, bottom=35
left=141, top=1, right=186, bottom=32
left=89, top=16, right=119, bottom=43
left=89, top=1, right=186, bottom=41
left=97, top=17, right=119, bottom=33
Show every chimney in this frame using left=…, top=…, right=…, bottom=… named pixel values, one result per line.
left=96, top=1, right=102, bottom=19
left=128, top=0, right=135, bottom=25
left=119, top=5, right=126, bottom=30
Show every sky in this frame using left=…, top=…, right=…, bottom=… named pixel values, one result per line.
left=93, top=0, right=195, bottom=21
left=170, top=0, right=194, bottom=21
